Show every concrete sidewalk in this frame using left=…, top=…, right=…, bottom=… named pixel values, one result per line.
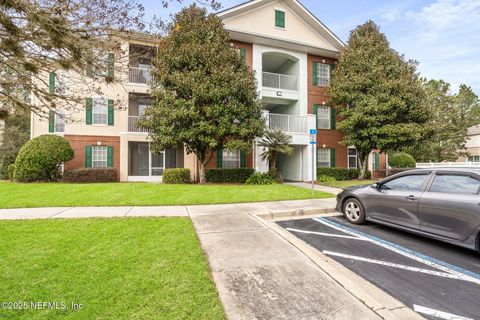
left=285, top=181, right=343, bottom=195
left=0, top=198, right=336, bottom=220
left=190, top=205, right=382, bottom=320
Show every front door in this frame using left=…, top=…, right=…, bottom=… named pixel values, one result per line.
left=419, top=172, right=480, bottom=241
left=367, top=172, right=431, bottom=229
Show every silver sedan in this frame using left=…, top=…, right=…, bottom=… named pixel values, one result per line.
left=335, top=168, right=480, bottom=251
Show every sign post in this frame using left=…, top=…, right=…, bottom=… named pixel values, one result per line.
left=309, top=129, right=317, bottom=197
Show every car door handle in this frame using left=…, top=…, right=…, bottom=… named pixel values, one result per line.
left=405, top=195, right=418, bottom=201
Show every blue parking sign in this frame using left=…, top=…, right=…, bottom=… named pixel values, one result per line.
left=310, top=129, right=317, bottom=135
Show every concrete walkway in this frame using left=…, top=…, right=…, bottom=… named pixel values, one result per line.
left=285, top=181, right=343, bottom=195
left=0, top=198, right=336, bottom=220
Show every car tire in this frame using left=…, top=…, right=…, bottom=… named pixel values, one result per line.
left=342, top=198, right=366, bottom=225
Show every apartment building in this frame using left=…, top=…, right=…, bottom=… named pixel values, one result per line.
left=31, top=0, right=386, bottom=182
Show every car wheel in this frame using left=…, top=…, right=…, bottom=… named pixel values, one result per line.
left=343, top=198, right=366, bottom=225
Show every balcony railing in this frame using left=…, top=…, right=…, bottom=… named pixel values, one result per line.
left=128, top=116, right=149, bottom=133
left=267, top=113, right=307, bottom=133
left=262, top=72, right=298, bottom=91
left=129, top=67, right=154, bottom=85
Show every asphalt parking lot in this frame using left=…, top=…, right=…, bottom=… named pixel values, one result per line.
left=277, top=215, right=480, bottom=320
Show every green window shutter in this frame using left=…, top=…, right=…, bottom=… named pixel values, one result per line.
left=313, top=104, right=319, bottom=129
left=275, top=10, right=285, bottom=28
left=85, top=145, right=92, bottom=168
left=107, top=146, right=114, bottom=167
left=108, top=99, right=114, bottom=126
left=216, top=149, right=223, bottom=168
left=313, top=62, right=318, bottom=86
left=240, top=48, right=247, bottom=63
left=49, top=72, right=55, bottom=94
left=240, top=151, right=246, bottom=168
left=48, top=110, right=55, bottom=133
left=330, top=107, right=336, bottom=130
left=329, top=64, right=335, bottom=83
left=86, top=98, right=93, bottom=125
left=330, top=148, right=336, bottom=167
left=107, top=53, right=115, bottom=78
left=375, top=152, right=380, bottom=171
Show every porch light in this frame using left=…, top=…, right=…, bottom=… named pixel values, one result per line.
left=97, top=142, right=102, bottom=146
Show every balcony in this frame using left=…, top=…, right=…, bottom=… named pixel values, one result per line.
left=267, top=113, right=307, bottom=133
left=129, top=67, right=154, bottom=86
left=128, top=116, right=149, bottom=133
left=262, top=72, right=298, bottom=91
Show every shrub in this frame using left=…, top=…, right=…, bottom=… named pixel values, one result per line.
left=245, top=172, right=277, bottom=185
left=0, top=153, right=16, bottom=180
left=7, top=164, right=15, bottom=181
left=205, top=168, right=254, bottom=183
left=266, top=168, right=283, bottom=183
left=317, top=167, right=359, bottom=181
left=63, top=168, right=117, bottom=183
left=364, top=170, right=372, bottom=179
left=163, top=168, right=191, bottom=184
left=14, top=135, right=74, bottom=182
left=389, top=152, right=416, bottom=168
left=318, top=174, right=336, bottom=183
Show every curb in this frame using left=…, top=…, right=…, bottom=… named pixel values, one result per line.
left=252, top=211, right=425, bottom=320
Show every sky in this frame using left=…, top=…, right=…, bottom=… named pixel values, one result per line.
left=141, top=0, right=480, bottom=95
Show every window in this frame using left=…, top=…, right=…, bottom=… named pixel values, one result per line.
left=348, top=148, right=357, bottom=170
left=222, top=150, right=240, bottom=168
left=317, top=106, right=330, bottom=129
left=275, top=10, right=285, bottom=28
left=430, top=174, right=480, bottom=194
left=317, top=148, right=330, bottom=168
left=54, top=110, right=66, bottom=133
left=380, top=174, right=429, bottom=191
left=55, top=72, right=67, bottom=95
left=468, top=155, right=480, bottom=163
left=92, top=98, right=108, bottom=125
left=92, top=146, right=108, bottom=168
left=316, top=63, right=330, bottom=86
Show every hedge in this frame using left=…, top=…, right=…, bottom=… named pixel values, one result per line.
left=389, top=152, right=416, bottom=168
left=205, top=168, right=254, bottom=183
left=163, top=168, right=191, bottom=184
left=63, top=168, right=117, bottom=183
left=14, top=135, right=74, bottom=182
left=317, top=167, right=359, bottom=181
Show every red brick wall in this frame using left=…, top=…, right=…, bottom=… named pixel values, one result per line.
left=64, top=135, right=120, bottom=179
left=231, top=40, right=253, bottom=70
left=307, top=54, right=347, bottom=168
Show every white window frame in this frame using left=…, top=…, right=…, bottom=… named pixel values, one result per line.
left=222, top=149, right=240, bottom=168
left=348, top=147, right=358, bottom=170
left=316, top=63, right=330, bottom=87
left=55, top=72, right=68, bottom=95
left=317, top=106, right=331, bottom=129
left=54, top=110, right=66, bottom=133
left=92, top=145, right=108, bottom=168
left=92, top=97, right=108, bottom=125
left=317, top=148, right=330, bottom=168
left=468, top=155, right=480, bottom=163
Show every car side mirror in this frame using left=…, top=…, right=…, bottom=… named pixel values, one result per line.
left=371, top=183, right=379, bottom=189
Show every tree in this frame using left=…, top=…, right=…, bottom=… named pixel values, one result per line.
left=403, top=80, right=473, bottom=162
left=0, top=111, right=30, bottom=179
left=140, top=5, right=265, bottom=183
left=0, top=0, right=219, bottom=117
left=329, top=21, right=428, bottom=178
left=258, top=129, right=294, bottom=170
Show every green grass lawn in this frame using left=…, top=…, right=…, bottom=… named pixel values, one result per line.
left=0, top=218, right=225, bottom=320
left=0, top=182, right=333, bottom=208
left=318, top=179, right=377, bottom=189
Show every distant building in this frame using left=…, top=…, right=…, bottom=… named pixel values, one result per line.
left=458, top=125, right=480, bottom=163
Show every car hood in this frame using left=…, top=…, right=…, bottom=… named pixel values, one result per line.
left=344, top=184, right=371, bottom=191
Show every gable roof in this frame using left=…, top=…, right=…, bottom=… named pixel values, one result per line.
left=218, top=0, right=345, bottom=55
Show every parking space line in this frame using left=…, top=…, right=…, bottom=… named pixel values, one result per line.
left=313, top=217, right=480, bottom=285
left=286, top=228, right=369, bottom=240
left=413, top=305, right=474, bottom=320
left=323, top=251, right=465, bottom=281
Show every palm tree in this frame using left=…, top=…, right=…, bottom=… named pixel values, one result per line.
left=258, top=129, right=294, bottom=170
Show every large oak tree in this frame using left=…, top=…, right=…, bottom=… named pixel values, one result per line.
left=140, top=5, right=265, bottom=183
